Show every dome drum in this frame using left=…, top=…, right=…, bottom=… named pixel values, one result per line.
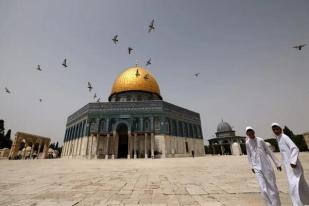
left=109, top=66, right=162, bottom=102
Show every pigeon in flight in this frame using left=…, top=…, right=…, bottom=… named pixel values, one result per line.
left=96, top=98, right=100, bottom=103
left=148, top=19, right=155, bottom=33
left=5, top=87, right=11, bottom=94
left=135, top=69, right=140, bottom=77
left=36, top=64, right=42, bottom=71
left=293, top=44, right=306, bottom=51
left=146, top=58, right=151, bottom=66
left=93, top=93, right=97, bottom=100
left=194, top=73, right=200, bottom=77
left=128, top=47, right=133, bottom=54
left=62, top=58, right=68, bottom=68
left=144, top=74, right=149, bottom=80
left=88, top=82, right=93, bottom=92
left=112, top=35, right=118, bottom=44
left=39, top=98, right=42, bottom=102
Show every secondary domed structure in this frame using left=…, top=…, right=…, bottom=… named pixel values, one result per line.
left=208, top=120, right=246, bottom=156
left=109, top=66, right=162, bottom=101
left=62, top=65, right=205, bottom=160
left=217, top=121, right=233, bottom=133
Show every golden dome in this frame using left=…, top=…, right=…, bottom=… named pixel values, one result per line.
left=109, top=66, right=161, bottom=99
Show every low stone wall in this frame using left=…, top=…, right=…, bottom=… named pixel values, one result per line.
left=155, top=135, right=205, bottom=158
left=0, top=148, right=10, bottom=159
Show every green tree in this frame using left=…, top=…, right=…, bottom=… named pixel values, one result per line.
left=283, top=126, right=294, bottom=138
left=0, top=120, right=12, bottom=149
left=265, top=139, right=279, bottom=152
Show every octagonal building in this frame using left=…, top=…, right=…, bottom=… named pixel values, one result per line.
left=61, top=66, right=205, bottom=159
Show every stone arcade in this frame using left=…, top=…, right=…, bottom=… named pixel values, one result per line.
left=61, top=66, right=205, bottom=159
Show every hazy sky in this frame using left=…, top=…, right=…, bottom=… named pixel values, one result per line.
left=1, top=0, right=308, bottom=145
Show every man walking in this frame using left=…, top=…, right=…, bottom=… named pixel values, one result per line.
left=271, top=123, right=309, bottom=206
left=245, top=126, right=282, bottom=206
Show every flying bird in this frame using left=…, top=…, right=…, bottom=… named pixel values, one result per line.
left=39, top=98, right=42, bottom=102
left=146, top=58, right=151, bottom=66
left=36, top=64, right=42, bottom=71
left=93, top=93, right=97, bottom=100
left=62, top=58, right=68, bottom=68
left=112, top=35, right=118, bottom=44
left=135, top=69, right=140, bottom=77
left=148, top=19, right=155, bottom=33
left=88, top=82, right=93, bottom=92
left=293, top=44, right=306, bottom=50
left=194, top=73, right=200, bottom=77
left=128, top=47, right=133, bottom=54
left=96, top=98, right=100, bottom=103
left=5, top=87, right=11, bottom=94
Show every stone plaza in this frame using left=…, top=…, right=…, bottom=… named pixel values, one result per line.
left=1, top=153, right=309, bottom=206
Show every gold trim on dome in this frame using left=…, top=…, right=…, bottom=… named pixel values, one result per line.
left=110, top=66, right=160, bottom=96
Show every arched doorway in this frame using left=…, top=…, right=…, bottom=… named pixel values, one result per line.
left=117, top=123, right=128, bottom=158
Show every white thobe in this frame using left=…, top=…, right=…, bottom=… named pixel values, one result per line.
left=276, top=134, right=309, bottom=206
left=246, top=137, right=281, bottom=206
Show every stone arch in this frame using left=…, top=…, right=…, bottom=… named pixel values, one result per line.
left=183, top=122, right=188, bottom=137
left=171, top=119, right=177, bottom=136
left=116, top=123, right=129, bottom=158
left=133, top=118, right=140, bottom=132
left=99, top=118, right=106, bottom=132
left=154, top=117, right=160, bottom=133
left=188, top=124, right=193, bottom=138
left=144, top=117, right=150, bottom=131
left=164, top=118, right=171, bottom=135
left=178, top=121, right=184, bottom=137
left=113, top=120, right=131, bottom=136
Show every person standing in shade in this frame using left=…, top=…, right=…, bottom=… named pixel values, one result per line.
left=271, top=123, right=309, bottom=206
left=245, top=126, right=282, bottom=206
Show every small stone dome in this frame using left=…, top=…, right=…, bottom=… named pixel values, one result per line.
left=217, top=121, right=233, bottom=133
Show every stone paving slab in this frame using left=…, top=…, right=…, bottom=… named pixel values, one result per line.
left=1, top=153, right=309, bottom=206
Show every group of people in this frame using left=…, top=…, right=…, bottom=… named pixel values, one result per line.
left=245, top=123, right=309, bottom=206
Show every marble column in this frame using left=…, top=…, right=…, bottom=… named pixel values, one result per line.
left=94, top=134, right=99, bottom=159
left=37, top=143, right=41, bottom=158
left=112, top=135, right=116, bottom=159
left=105, top=134, right=110, bottom=159
left=144, top=133, right=148, bottom=158
left=134, top=133, right=137, bottom=159
left=88, top=135, right=93, bottom=159
left=127, top=133, right=131, bottom=159
left=42, top=143, right=48, bottom=159
left=151, top=133, right=154, bottom=158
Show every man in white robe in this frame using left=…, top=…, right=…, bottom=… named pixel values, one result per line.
left=245, top=126, right=282, bottom=206
left=271, top=123, right=309, bottom=206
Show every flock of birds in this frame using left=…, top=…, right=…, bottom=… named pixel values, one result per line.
left=4, top=19, right=160, bottom=103
left=3, top=16, right=307, bottom=103
left=111, top=19, right=155, bottom=66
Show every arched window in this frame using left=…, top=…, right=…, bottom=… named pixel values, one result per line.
left=133, top=118, right=139, bottom=132
left=144, top=118, right=150, bottom=131
left=188, top=124, right=193, bottom=137
left=81, top=121, right=86, bottom=137
left=183, top=122, right=188, bottom=137
left=193, top=125, right=197, bottom=138
left=178, top=121, right=183, bottom=137
left=197, top=126, right=202, bottom=138
left=171, top=120, right=177, bottom=136
left=154, top=117, right=160, bottom=133
left=77, top=123, right=82, bottom=137
left=99, top=119, right=105, bottom=132
left=164, top=118, right=170, bottom=135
